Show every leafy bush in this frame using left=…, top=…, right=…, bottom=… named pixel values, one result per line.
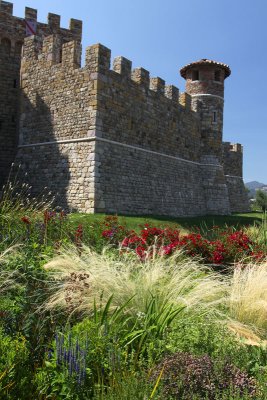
left=35, top=317, right=130, bottom=399
left=101, top=219, right=266, bottom=265
left=256, top=190, right=267, bottom=213
left=150, top=352, right=258, bottom=399
left=0, top=328, right=30, bottom=399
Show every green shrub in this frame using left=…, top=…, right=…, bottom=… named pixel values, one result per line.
left=150, top=352, right=259, bottom=399
left=35, top=318, right=127, bottom=399
left=0, top=328, right=30, bottom=399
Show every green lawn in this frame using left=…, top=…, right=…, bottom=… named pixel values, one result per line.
left=70, top=211, right=264, bottom=233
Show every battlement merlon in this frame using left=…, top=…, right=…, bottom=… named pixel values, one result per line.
left=113, top=56, right=132, bottom=78
left=25, top=6, right=37, bottom=20
left=131, top=67, right=150, bottom=88
left=223, top=142, right=243, bottom=153
left=230, top=143, right=243, bottom=153
left=150, top=77, right=165, bottom=94
left=165, top=85, right=179, bottom=102
left=62, top=40, right=82, bottom=68
left=41, top=35, right=63, bottom=64
left=179, top=92, right=193, bottom=111
left=85, top=43, right=111, bottom=74
left=0, top=1, right=13, bottom=15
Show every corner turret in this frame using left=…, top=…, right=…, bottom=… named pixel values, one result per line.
left=180, top=59, right=231, bottom=164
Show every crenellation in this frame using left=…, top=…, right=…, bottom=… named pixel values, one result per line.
left=164, top=85, right=179, bottom=102
left=149, top=77, right=165, bottom=94
left=0, top=1, right=13, bottom=15
left=113, top=56, right=132, bottom=78
left=47, top=13, right=61, bottom=31
left=25, top=6, right=37, bottom=21
left=131, top=67, right=150, bottom=88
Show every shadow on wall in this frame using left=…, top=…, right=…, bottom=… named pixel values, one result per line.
left=0, top=37, right=23, bottom=189
left=14, top=93, right=70, bottom=210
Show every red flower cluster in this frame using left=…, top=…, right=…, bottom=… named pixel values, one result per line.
left=100, top=216, right=131, bottom=246
left=102, top=222, right=266, bottom=266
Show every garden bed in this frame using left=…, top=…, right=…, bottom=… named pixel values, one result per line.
left=0, top=202, right=267, bottom=399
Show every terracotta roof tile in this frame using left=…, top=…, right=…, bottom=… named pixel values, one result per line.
left=180, top=59, right=231, bottom=79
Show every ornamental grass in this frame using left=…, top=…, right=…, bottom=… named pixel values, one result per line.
left=228, top=260, right=267, bottom=335
left=43, top=246, right=228, bottom=318
left=0, top=246, right=19, bottom=294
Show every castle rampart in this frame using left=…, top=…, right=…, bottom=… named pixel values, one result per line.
left=1, top=3, right=249, bottom=215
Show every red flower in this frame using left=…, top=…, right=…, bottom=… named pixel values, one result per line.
left=102, top=229, right=115, bottom=238
left=21, top=216, right=31, bottom=225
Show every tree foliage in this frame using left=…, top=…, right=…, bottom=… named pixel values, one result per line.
left=256, top=190, right=267, bottom=212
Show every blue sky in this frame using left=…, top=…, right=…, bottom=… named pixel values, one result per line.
left=13, top=0, right=267, bottom=183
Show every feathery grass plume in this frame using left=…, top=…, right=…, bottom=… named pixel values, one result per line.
left=229, top=261, right=267, bottom=336
left=0, top=246, right=19, bottom=293
left=43, top=245, right=228, bottom=317
left=228, top=320, right=267, bottom=347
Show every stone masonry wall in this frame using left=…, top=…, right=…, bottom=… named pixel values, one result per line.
left=0, top=1, right=82, bottom=188
left=94, top=140, right=207, bottom=216
left=222, top=142, right=248, bottom=212
left=92, top=45, right=202, bottom=161
left=15, top=35, right=98, bottom=211
left=88, top=45, right=231, bottom=215
left=225, top=176, right=250, bottom=213
left=15, top=141, right=96, bottom=212
left=222, top=142, right=243, bottom=177
left=94, top=140, right=230, bottom=216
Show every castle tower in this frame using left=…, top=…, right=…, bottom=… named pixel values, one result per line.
left=0, top=1, right=82, bottom=189
left=180, top=59, right=231, bottom=164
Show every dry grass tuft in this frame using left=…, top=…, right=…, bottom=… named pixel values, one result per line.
left=43, top=246, right=228, bottom=317
left=228, top=320, right=267, bottom=347
left=229, top=261, right=267, bottom=335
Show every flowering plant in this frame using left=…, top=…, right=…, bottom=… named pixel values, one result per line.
left=102, top=223, right=265, bottom=266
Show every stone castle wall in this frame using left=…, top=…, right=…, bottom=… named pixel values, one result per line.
left=16, top=35, right=97, bottom=212
left=1, top=2, right=249, bottom=216
left=0, top=1, right=82, bottom=188
left=222, top=142, right=248, bottom=212
left=92, top=46, right=201, bottom=161
left=85, top=45, right=230, bottom=215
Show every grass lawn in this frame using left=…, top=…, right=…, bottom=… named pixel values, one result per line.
left=70, top=211, right=264, bottom=233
